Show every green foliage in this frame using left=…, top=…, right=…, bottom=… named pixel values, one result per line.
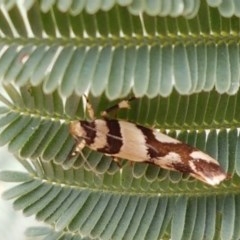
left=0, top=1, right=240, bottom=239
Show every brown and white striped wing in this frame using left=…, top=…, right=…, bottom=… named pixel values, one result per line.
left=70, top=119, right=227, bottom=185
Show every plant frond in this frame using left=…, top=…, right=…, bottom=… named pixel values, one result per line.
left=7, top=0, right=240, bottom=19
left=1, top=43, right=240, bottom=98
left=3, top=0, right=201, bottom=18
left=0, top=159, right=239, bottom=240
left=0, top=84, right=239, bottom=178
left=2, top=83, right=240, bottom=130
left=0, top=85, right=240, bottom=178
left=0, top=3, right=240, bottom=98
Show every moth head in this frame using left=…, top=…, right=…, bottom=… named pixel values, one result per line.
left=69, top=121, right=87, bottom=140
left=189, top=151, right=227, bottom=186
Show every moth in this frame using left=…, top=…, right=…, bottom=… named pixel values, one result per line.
left=69, top=97, right=227, bottom=186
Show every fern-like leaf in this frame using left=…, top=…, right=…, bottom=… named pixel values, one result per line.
left=0, top=2, right=240, bottom=98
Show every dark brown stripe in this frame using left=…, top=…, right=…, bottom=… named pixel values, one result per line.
left=136, top=125, right=160, bottom=159
left=191, top=159, right=224, bottom=178
left=80, top=120, right=96, bottom=145
left=97, top=119, right=123, bottom=154
left=137, top=124, right=197, bottom=164
left=172, top=162, right=193, bottom=173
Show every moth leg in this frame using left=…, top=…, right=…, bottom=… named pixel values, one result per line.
left=113, top=157, right=119, bottom=162
left=70, top=139, right=86, bottom=158
left=110, top=157, right=122, bottom=168
left=101, top=97, right=136, bottom=118
left=144, top=160, right=156, bottom=165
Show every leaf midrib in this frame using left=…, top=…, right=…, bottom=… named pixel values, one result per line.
left=39, top=176, right=238, bottom=197
left=0, top=34, right=239, bottom=47
left=6, top=106, right=240, bottom=132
